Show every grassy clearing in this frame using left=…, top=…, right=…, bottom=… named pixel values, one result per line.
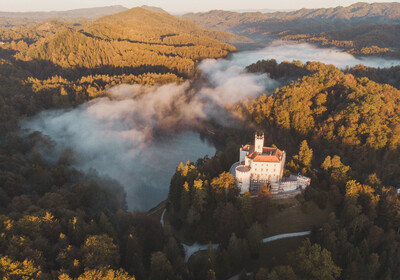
left=263, top=198, right=333, bottom=237
left=245, top=236, right=307, bottom=273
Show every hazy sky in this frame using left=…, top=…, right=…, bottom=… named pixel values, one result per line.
left=0, top=0, right=397, bottom=14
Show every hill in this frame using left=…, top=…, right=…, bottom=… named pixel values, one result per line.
left=0, top=7, right=243, bottom=134
left=0, top=5, right=129, bottom=27
left=244, top=61, right=400, bottom=180
left=265, top=2, right=400, bottom=22
left=19, top=7, right=241, bottom=76
left=281, top=23, right=400, bottom=57
left=0, top=5, right=128, bottom=19
left=183, top=2, right=400, bottom=41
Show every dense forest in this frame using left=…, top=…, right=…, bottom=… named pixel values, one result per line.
left=2, top=3, right=400, bottom=280
left=245, top=59, right=400, bottom=182
left=0, top=7, right=244, bottom=279
left=161, top=59, right=400, bottom=279
left=0, top=130, right=183, bottom=279
left=0, top=7, right=242, bottom=135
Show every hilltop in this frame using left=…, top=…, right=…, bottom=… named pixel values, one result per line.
left=140, top=5, right=168, bottom=14
left=94, top=7, right=247, bottom=45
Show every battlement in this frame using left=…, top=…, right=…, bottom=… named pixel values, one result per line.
left=255, top=132, right=264, bottom=139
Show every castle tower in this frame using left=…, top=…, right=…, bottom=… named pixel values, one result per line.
left=254, top=132, right=264, bottom=154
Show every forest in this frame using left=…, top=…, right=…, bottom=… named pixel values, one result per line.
left=0, top=7, right=241, bottom=135
left=0, top=7, right=242, bottom=279
left=162, top=60, right=400, bottom=279
left=1, top=3, right=400, bottom=280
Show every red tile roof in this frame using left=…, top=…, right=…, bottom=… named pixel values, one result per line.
left=242, top=145, right=284, bottom=163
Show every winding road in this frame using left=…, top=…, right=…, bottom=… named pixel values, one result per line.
left=159, top=208, right=311, bottom=263
left=181, top=230, right=311, bottom=262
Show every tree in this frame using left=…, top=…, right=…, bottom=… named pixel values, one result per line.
left=210, top=172, right=239, bottom=205
left=239, top=269, right=248, bottom=280
left=255, top=267, right=268, bottom=280
left=179, top=182, right=191, bottom=219
left=240, top=192, right=253, bottom=228
left=267, top=265, right=297, bottom=280
left=75, top=268, right=135, bottom=280
left=227, top=233, right=249, bottom=270
left=206, top=269, right=217, bottom=280
left=187, top=180, right=206, bottom=225
left=290, top=239, right=341, bottom=280
left=81, top=235, right=120, bottom=269
left=0, top=255, right=43, bottom=280
left=216, top=203, right=242, bottom=245
left=246, top=222, right=262, bottom=256
left=377, top=187, right=400, bottom=230
left=298, top=140, right=313, bottom=167
left=150, top=251, right=174, bottom=280
left=253, top=186, right=271, bottom=223
left=321, top=156, right=332, bottom=171
left=366, top=173, right=382, bottom=191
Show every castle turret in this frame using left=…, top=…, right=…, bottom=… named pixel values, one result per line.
left=254, top=132, right=264, bottom=154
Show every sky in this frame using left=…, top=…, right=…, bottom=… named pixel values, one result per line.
left=0, top=0, right=397, bottom=14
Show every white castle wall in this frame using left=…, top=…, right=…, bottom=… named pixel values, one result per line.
left=235, top=165, right=251, bottom=194
left=232, top=133, right=310, bottom=195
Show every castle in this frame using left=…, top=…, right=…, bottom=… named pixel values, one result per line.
left=230, top=133, right=311, bottom=195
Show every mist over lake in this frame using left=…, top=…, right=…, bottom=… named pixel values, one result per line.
left=22, top=40, right=400, bottom=210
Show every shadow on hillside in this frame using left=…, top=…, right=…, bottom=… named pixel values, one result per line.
left=79, top=30, right=195, bottom=47
left=0, top=48, right=186, bottom=81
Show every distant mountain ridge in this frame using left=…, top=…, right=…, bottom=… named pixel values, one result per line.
left=182, top=2, right=400, bottom=47
left=267, top=2, right=400, bottom=21
left=184, top=2, right=400, bottom=28
left=0, top=5, right=128, bottom=19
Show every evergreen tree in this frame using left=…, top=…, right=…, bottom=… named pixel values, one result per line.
left=290, top=239, right=341, bottom=280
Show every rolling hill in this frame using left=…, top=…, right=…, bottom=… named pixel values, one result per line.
left=0, top=7, right=244, bottom=132
left=182, top=2, right=400, bottom=40
left=0, top=5, right=129, bottom=27
left=0, top=5, right=128, bottom=19
left=19, top=7, right=243, bottom=77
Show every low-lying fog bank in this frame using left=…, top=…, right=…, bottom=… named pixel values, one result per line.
left=22, top=40, right=400, bottom=210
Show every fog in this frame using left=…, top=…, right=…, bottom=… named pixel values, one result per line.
left=230, top=41, right=400, bottom=69
left=23, top=52, right=278, bottom=210
left=22, top=40, right=400, bottom=210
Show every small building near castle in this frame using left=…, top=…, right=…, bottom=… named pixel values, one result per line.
left=230, top=133, right=311, bottom=195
